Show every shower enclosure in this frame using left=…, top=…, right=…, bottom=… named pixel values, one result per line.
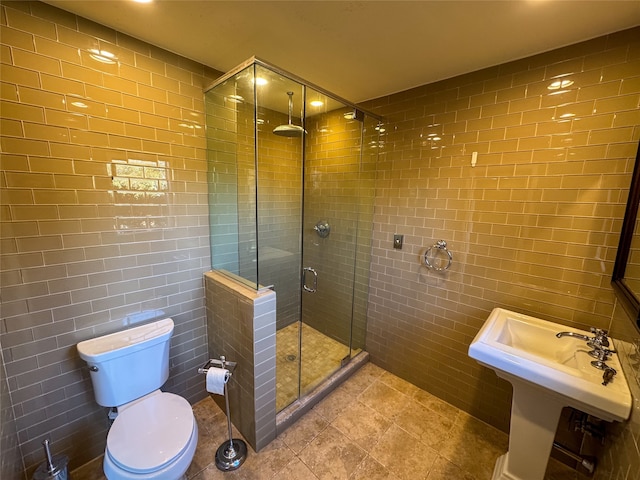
left=205, top=58, right=381, bottom=414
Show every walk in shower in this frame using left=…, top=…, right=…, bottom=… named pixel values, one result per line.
left=204, top=58, right=381, bottom=416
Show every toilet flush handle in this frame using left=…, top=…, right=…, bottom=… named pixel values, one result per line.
left=89, top=365, right=99, bottom=372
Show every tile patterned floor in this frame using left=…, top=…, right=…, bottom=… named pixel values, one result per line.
left=276, top=322, right=360, bottom=411
left=73, top=362, right=587, bottom=480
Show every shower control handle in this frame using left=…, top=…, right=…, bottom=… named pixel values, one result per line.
left=314, top=220, right=330, bottom=238
left=303, top=267, right=318, bottom=293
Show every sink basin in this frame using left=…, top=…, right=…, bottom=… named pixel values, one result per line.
left=469, top=308, right=632, bottom=480
left=470, top=307, right=631, bottom=422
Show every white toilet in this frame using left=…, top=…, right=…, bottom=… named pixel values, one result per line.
left=77, top=318, right=198, bottom=480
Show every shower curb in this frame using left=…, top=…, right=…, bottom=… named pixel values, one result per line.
left=275, top=351, right=369, bottom=436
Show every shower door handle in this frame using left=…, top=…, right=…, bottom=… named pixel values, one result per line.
left=302, top=267, right=318, bottom=293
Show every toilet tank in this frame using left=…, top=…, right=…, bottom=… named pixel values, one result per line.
left=77, top=318, right=174, bottom=407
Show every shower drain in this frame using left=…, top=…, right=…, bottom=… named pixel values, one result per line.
left=285, top=354, right=297, bottom=362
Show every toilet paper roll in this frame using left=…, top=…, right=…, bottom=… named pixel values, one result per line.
left=206, top=368, right=229, bottom=395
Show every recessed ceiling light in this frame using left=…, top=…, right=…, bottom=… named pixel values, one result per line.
left=132, top=0, right=153, bottom=3
left=310, top=100, right=323, bottom=107
left=254, top=77, right=268, bottom=86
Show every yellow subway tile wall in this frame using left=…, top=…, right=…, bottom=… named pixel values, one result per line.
left=302, top=108, right=377, bottom=355
left=362, top=27, right=640, bottom=479
left=2, top=1, right=640, bottom=479
left=0, top=1, right=220, bottom=477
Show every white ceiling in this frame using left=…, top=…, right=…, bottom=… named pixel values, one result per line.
left=44, top=0, right=640, bottom=104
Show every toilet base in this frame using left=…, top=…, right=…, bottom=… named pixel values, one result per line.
left=215, top=439, right=247, bottom=472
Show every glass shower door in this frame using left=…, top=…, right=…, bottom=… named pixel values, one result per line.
left=299, top=90, right=364, bottom=398
left=253, top=65, right=305, bottom=412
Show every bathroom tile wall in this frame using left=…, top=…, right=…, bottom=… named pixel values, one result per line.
left=0, top=1, right=221, bottom=477
left=362, top=27, right=640, bottom=477
left=303, top=109, right=378, bottom=350
left=203, top=270, right=277, bottom=451
left=1, top=346, right=23, bottom=479
left=3, top=1, right=639, bottom=478
left=596, top=338, right=640, bottom=480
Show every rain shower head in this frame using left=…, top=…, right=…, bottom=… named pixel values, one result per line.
left=273, top=91, right=306, bottom=137
left=273, top=123, right=306, bottom=137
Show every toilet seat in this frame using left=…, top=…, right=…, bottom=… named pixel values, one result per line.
left=107, top=392, right=195, bottom=474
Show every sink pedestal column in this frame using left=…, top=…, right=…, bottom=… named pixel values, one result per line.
left=494, top=374, right=565, bottom=480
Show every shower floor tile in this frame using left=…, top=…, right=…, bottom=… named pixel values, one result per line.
left=72, top=363, right=588, bottom=480
left=276, top=322, right=360, bottom=412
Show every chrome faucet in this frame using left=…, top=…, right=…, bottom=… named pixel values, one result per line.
left=556, top=328, right=610, bottom=347
left=556, top=327, right=617, bottom=376
left=555, top=331, right=592, bottom=341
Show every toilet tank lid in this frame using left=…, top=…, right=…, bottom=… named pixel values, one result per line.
left=77, top=318, right=174, bottom=363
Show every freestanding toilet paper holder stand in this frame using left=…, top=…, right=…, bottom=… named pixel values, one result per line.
left=198, top=356, right=247, bottom=471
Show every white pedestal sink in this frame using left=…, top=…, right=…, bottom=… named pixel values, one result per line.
left=469, top=308, right=632, bottom=480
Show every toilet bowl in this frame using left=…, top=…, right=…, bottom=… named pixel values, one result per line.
left=103, top=391, right=198, bottom=480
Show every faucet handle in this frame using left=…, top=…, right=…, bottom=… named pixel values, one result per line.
left=587, top=346, right=617, bottom=362
left=602, top=366, right=617, bottom=386
left=589, top=328, right=610, bottom=348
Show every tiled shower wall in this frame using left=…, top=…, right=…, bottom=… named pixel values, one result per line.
left=303, top=109, right=378, bottom=349
left=255, top=108, right=303, bottom=328
left=362, top=27, right=640, bottom=477
left=0, top=1, right=221, bottom=477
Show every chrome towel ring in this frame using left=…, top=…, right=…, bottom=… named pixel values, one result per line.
left=423, top=240, right=453, bottom=271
